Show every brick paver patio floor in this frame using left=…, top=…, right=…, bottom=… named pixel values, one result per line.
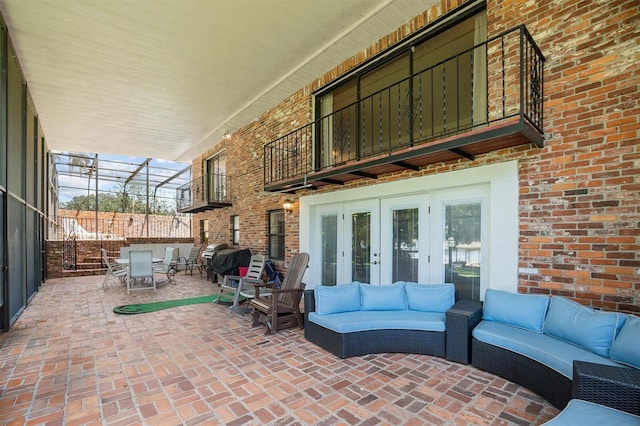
left=0, top=273, right=559, bottom=425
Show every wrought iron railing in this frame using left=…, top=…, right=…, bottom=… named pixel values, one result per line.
left=264, top=25, right=544, bottom=186
left=176, top=172, right=231, bottom=211
left=55, top=215, right=193, bottom=240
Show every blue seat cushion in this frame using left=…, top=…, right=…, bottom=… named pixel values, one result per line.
left=314, top=282, right=361, bottom=315
left=308, top=310, right=446, bottom=333
left=404, top=283, right=455, bottom=313
left=360, top=283, right=408, bottom=311
left=543, top=296, right=623, bottom=358
left=610, top=314, right=640, bottom=369
left=473, top=321, right=622, bottom=378
left=482, top=289, right=549, bottom=332
left=542, top=399, right=640, bottom=426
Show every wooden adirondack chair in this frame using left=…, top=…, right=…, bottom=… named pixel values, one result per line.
left=248, top=253, right=309, bottom=334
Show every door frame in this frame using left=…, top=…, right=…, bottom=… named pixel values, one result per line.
left=300, top=161, right=519, bottom=298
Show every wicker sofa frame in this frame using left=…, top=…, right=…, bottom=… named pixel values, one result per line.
left=573, top=360, right=640, bottom=415
left=304, top=289, right=482, bottom=360
left=472, top=338, right=572, bottom=409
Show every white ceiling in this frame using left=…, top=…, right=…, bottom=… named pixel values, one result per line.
left=0, top=0, right=436, bottom=162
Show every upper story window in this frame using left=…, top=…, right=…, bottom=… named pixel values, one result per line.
left=315, top=11, right=487, bottom=169
left=204, top=151, right=226, bottom=202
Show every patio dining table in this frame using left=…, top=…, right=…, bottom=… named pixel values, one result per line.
left=114, top=257, right=163, bottom=265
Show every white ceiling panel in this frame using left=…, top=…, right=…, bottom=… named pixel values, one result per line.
left=0, top=0, right=437, bottom=162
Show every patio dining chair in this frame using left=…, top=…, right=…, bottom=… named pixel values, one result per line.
left=177, top=246, right=202, bottom=276
left=101, top=247, right=128, bottom=289
left=127, top=250, right=156, bottom=293
left=154, top=246, right=179, bottom=284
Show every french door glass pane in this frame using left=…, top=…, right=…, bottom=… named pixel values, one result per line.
left=445, top=203, right=481, bottom=300
left=321, top=214, right=338, bottom=286
left=351, top=212, right=371, bottom=283
left=392, top=208, right=419, bottom=282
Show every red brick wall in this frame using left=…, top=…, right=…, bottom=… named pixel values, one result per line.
left=46, top=237, right=195, bottom=278
left=489, top=0, right=639, bottom=312
left=193, top=0, right=639, bottom=312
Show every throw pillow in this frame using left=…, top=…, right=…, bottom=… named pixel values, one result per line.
left=314, top=282, right=361, bottom=315
left=405, top=283, right=455, bottom=313
left=610, top=314, right=640, bottom=369
left=542, top=296, right=621, bottom=357
left=360, top=283, right=407, bottom=311
left=482, top=289, right=549, bottom=332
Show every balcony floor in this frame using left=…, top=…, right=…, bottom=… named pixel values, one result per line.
left=0, top=274, right=559, bottom=425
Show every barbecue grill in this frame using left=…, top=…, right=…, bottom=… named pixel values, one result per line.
left=201, top=243, right=228, bottom=282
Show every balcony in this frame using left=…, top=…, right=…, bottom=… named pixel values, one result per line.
left=264, top=25, right=545, bottom=192
left=176, top=173, right=232, bottom=213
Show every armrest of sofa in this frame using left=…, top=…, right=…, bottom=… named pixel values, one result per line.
left=573, top=361, right=640, bottom=416
left=446, top=299, right=483, bottom=364
left=303, top=289, right=316, bottom=324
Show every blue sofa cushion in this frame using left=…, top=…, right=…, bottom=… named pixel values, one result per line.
left=482, top=289, right=549, bottom=332
left=542, top=399, right=640, bottom=425
left=473, top=321, right=622, bottom=378
left=314, top=282, right=361, bottom=315
left=610, top=314, right=640, bottom=369
left=308, top=310, right=446, bottom=333
left=404, top=283, right=455, bottom=313
left=543, top=296, right=622, bottom=358
left=360, top=283, right=407, bottom=311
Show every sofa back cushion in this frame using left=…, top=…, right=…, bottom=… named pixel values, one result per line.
left=314, top=282, right=361, bottom=315
left=542, top=296, right=623, bottom=357
left=483, top=289, right=549, bottom=332
left=404, top=283, right=455, bottom=313
left=609, top=314, right=640, bottom=369
left=360, top=283, right=407, bottom=311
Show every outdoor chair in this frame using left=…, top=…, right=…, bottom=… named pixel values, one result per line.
left=154, top=246, right=179, bottom=284
left=101, top=247, right=128, bottom=289
left=177, top=246, right=202, bottom=276
left=248, top=252, right=309, bottom=334
left=127, top=250, right=156, bottom=293
left=218, top=254, right=266, bottom=313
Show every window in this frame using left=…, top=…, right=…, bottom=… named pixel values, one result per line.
left=200, top=219, right=209, bottom=244
left=204, top=151, right=226, bottom=202
left=268, top=210, right=285, bottom=260
left=230, top=215, right=239, bottom=245
left=315, top=11, right=486, bottom=168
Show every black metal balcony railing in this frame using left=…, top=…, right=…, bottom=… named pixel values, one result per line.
left=264, top=25, right=544, bottom=188
left=176, top=173, right=231, bottom=212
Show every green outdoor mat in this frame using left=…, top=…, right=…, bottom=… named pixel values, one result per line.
left=113, top=294, right=238, bottom=314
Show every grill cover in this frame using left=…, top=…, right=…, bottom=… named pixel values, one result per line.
left=209, top=248, right=252, bottom=276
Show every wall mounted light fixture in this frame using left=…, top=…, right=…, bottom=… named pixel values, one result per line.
left=283, top=200, right=293, bottom=214
left=223, top=131, right=231, bottom=139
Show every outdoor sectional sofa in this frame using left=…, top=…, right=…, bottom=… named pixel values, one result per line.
left=303, top=283, right=640, bottom=421
left=303, top=282, right=482, bottom=361
left=472, top=289, right=640, bottom=411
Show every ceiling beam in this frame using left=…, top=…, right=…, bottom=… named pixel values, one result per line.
left=392, top=161, right=420, bottom=171
left=449, top=147, right=475, bottom=161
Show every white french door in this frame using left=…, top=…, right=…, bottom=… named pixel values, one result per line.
left=380, top=195, right=430, bottom=284
left=343, top=200, right=380, bottom=285
left=314, top=196, right=431, bottom=286
left=302, top=161, right=518, bottom=298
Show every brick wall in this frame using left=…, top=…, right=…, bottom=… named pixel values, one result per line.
left=57, top=209, right=192, bottom=239
left=46, top=237, right=195, bottom=279
left=491, top=0, right=639, bottom=312
left=193, top=0, right=639, bottom=312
